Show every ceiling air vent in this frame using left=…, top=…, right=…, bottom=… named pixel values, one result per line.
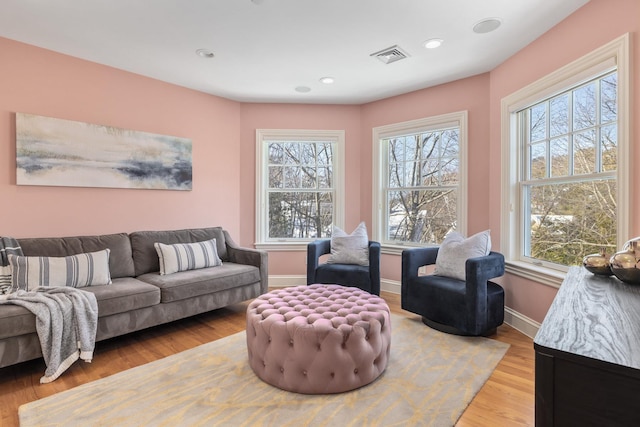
left=370, top=45, right=410, bottom=64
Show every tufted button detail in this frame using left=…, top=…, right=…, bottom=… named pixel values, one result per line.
left=330, top=372, right=335, bottom=378
left=303, top=370, right=307, bottom=376
left=280, top=367, right=284, bottom=373
left=354, top=368, right=358, bottom=374
left=289, top=339, right=294, bottom=346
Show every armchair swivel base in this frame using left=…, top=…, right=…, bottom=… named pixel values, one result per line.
left=417, top=280, right=504, bottom=336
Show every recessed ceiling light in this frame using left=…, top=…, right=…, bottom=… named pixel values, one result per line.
left=473, top=18, right=502, bottom=34
left=423, top=38, right=443, bottom=49
left=195, top=49, right=214, bottom=58
left=319, top=77, right=335, bottom=84
left=295, top=86, right=311, bottom=93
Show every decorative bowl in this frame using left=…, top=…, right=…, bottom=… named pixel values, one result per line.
left=583, top=248, right=612, bottom=276
left=610, top=238, right=640, bottom=285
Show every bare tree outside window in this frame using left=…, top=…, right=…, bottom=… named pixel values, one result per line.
left=267, top=141, right=334, bottom=239
left=522, top=71, right=617, bottom=266
left=384, top=128, right=460, bottom=244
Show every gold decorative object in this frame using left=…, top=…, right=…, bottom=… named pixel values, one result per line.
left=610, top=237, right=640, bottom=285
left=583, top=248, right=612, bottom=276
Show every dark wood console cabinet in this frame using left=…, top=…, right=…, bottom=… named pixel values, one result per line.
left=534, top=267, right=640, bottom=426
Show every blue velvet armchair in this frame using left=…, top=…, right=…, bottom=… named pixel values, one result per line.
left=401, top=247, right=505, bottom=336
left=307, top=240, right=381, bottom=295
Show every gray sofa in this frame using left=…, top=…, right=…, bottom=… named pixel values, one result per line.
left=0, top=227, right=268, bottom=369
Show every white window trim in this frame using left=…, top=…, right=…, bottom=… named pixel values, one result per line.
left=500, top=33, right=630, bottom=288
left=255, top=129, right=345, bottom=251
left=372, top=111, right=468, bottom=255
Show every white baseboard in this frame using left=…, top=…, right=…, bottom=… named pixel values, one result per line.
left=504, top=307, right=540, bottom=339
left=267, top=275, right=539, bottom=339
left=381, top=278, right=401, bottom=294
left=268, top=275, right=307, bottom=288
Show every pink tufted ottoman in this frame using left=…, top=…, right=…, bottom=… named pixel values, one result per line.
left=246, top=284, right=391, bottom=394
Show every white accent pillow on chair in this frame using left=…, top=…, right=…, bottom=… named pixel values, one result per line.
left=434, top=230, right=491, bottom=280
left=326, top=222, right=369, bottom=266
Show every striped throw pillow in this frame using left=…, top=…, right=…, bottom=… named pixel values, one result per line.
left=0, top=265, right=12, bottom=294
left=154, top=239, right=222, bottom=275
left=1, top=237, right=23, bottom=294
left=9, top=249, right=112, bottom=291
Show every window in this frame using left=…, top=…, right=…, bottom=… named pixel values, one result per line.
left=373, top=112, right=467, bottom=249
left=520, top=72, right=617, bottom=267
left=501, top=34, right=630, bottom=285
left=255, top=129, right=344, bottom=248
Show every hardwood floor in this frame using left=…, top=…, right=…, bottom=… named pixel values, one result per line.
left=0, top=291, right=535, bottom=426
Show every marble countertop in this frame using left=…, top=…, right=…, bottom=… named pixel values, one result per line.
left=534, top=266, right=640, bottom=369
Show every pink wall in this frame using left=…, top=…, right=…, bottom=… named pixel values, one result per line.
left=238, top=103, right=362, bottom=274
left=488, top=0, right=640, bottom=322
left=0, top=38, right=242, bottom=238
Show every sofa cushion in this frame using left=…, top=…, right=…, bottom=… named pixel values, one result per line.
left=18, top=233, right=135, bottom=279
left=0, top=277, right=159, bottom=339
left=9, top=249, right=112, bottom=290
left=155, top=239, right=222, bottom=275
left=136, top=262, right=260, bottom=303
left=79, top=277, right=160, bottom=317
left=0, top=304, right=36, bottom=340
left=130, top=228, right=227, bottom=277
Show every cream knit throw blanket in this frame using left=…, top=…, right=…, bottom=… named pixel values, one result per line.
left=0, top=287, right=98, bottom=383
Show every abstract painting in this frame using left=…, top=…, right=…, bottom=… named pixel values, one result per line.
left=15, top=113, right=192, bottom=190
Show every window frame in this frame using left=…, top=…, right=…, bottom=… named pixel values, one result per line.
left=372, top=111, right=468, bottom=254
left=255, top=129, right=345, bottom=250
left=500, top=34, right=630, bottom=287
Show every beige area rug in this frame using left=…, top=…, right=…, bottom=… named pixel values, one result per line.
left=20, top=314, right=509, bottom=427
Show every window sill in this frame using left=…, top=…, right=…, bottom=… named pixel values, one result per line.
left=505, top=260, right=566, bottom=289
left=255, top=242, right=310, bottom=251
left=380, top=243, right=438, bottom=256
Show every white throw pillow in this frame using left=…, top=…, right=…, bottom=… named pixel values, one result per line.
left=326, top=222, right=369, bottom=266
left=155, top=238, right=222, bottom=275
left=434, top=230, right=491, bottom=281
left=9, top=249, right=112, bottom=291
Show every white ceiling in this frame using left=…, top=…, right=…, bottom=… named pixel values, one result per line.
left=0, top=0, right=589, bottom=104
